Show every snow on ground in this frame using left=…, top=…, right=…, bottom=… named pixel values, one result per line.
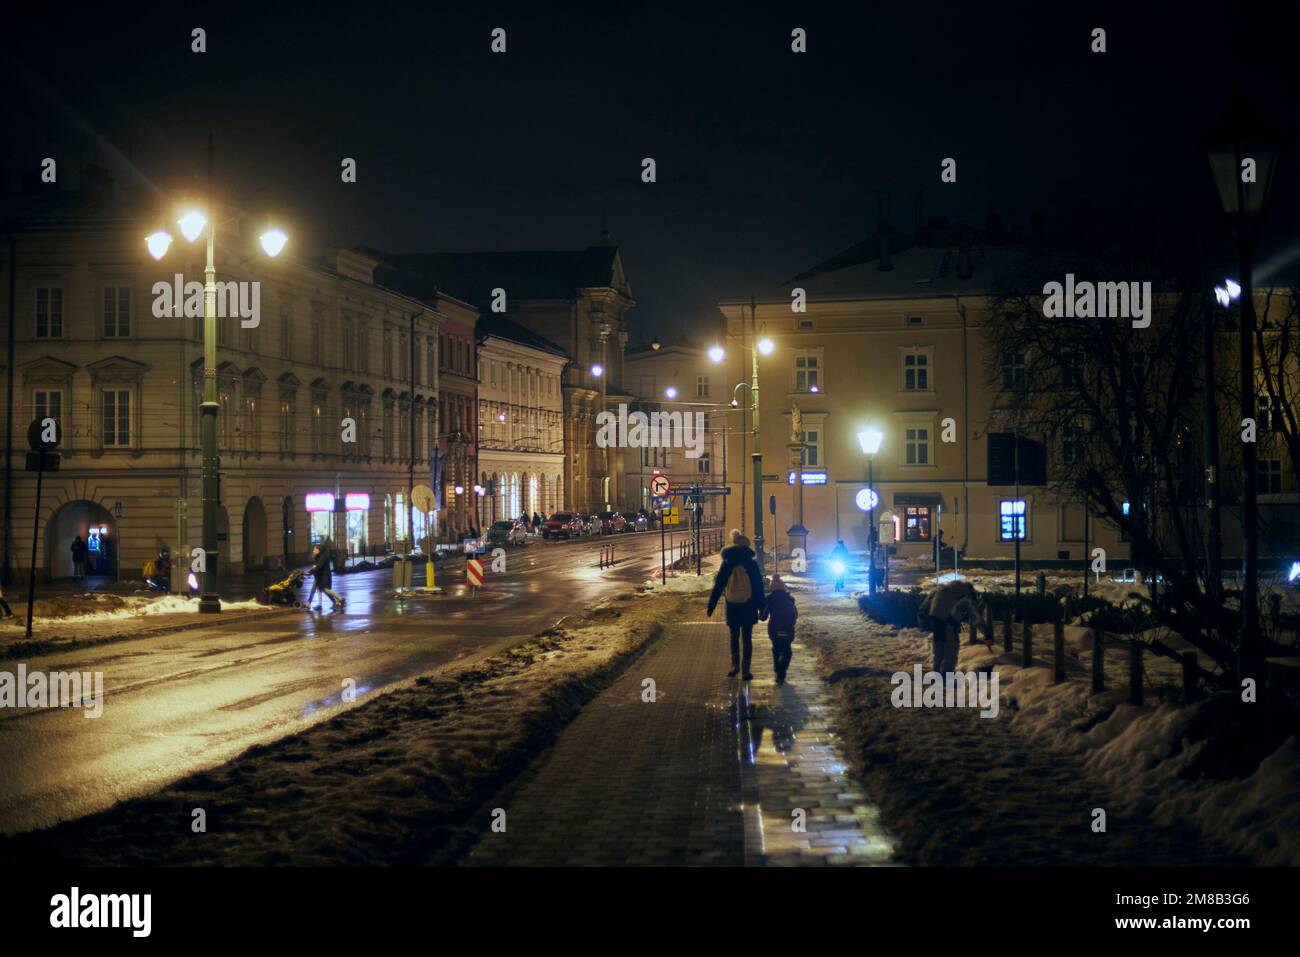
left=790, top=573, right=1299, bottom=865
left=0, top=587, right=693, bottom=866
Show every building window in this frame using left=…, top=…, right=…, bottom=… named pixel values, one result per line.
left=36, top=287, right=63, bottom=338
left=905, top=427, right=929, bottom=465
left=34, top=389, right=63, bottom=430
left=999, top=499, right=1028, bottom=541
left=793, top=353, right=820, bottom=393
left=312, top=316, right=323, bottom=365
left=904, top=506, right=933, bottom=542
left=279, top=399, right=294, bottom=453
left=697, top=451, right=711, bottom=474
left=1060, top=421, right=1085, bottom=466
left=1058, top=351, right=1084, bottom=390
left=1001, top=352, right=1026, bottom=390
left=383, top=327, right=394, bottom=378
left=696, top=375, right=709, bottom=398
left=242, top=395, right=259, bottom=452
left=101, top=390, right=130, bottom=447
left=903, top=352, right=928, bottom=391
left=102, top=287, right=130, bottom=337
left=802, top=429, right=821, bottom=467
left=1259, top=393, right=1285, bottom=431
left=1258, top=459, right=1283, bottom=494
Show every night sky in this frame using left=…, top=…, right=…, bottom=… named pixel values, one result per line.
left=3, top=2, right=1296, bottom=342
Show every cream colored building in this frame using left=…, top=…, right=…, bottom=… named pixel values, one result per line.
left=622, top=344, right=729, bottom=524
left=0, top=186, right=463, bottom=583
left=475, top=314, right=567, bottom=523
left=719, top=241, right=1133, bottom=565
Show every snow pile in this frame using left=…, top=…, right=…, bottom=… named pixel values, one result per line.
left=807, top=592, right=1300, bottom=865
left=7, top=593, right=264, bottom=624
left=0, top=589, right=695, bottom=865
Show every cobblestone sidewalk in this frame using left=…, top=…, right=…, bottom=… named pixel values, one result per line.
left=464, top=618, right=895, bottom=866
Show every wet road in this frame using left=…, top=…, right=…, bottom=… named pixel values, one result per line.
left=0, top=530, right=706, bottom=835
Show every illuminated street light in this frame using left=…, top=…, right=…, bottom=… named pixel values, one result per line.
left=145, top=230, right=173, bottom=260
left=665, top=386, right=678, bottom=399
left=857, top=427, right=884, bottom=595
left=177, top=209, right=208, bottom=243
left=757, top=337, right=775, bottom=356
left=708, top=345, right=725, bottom=364
left=591, top=364, right=603, bottom=377
left=1214, top=286, right=1231, bottom=307
left=259, top=228, right=288, bottom=257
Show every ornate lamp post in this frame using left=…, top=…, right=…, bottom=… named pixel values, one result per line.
left=858, top=428, right=884, bottom=595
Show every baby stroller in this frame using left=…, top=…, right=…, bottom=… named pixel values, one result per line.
left=263, top=567, right=306, bottom=606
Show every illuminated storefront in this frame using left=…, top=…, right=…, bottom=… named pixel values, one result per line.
left=345, top=493, right=370, bottom=554
left=306, top=492, right=335, bottom=545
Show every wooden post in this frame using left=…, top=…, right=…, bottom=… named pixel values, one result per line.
left=1129, top=640, right=1143, bottom=705
left=1091, top=629, right=1104, bottom=694
left=983, top=606, right=993, bottom=646
left=1053, top=619, right=1066, bottom=684
left=967, top=617, right=978, bottom=645
left=1181, top=651, right=1198, bottom=703
left=1021, top=621, right=1033, bottom=668
left=1002, top=609, right=1013, bottom=653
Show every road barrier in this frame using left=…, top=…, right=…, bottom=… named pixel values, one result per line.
left=597, top=543, right=617, bottom=568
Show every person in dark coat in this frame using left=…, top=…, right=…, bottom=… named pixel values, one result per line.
left=919, top=580, right=979, bottom=672
left=307, top=545, right=344, bottom=610
left=70, top=535, right=87, bottom=580
left=532, top=512, right=542, bottom=532
left=707, top=529, right=766, bottom=680
left=761, top=574, right=798, bottom=685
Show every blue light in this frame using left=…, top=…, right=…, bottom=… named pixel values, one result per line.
left=1289, top=561, right=1300, bottom=584
left=831, top=560, right=846, bottom=575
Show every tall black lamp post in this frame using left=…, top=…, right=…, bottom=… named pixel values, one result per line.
left=1204, top=109, right=1278, bottom=679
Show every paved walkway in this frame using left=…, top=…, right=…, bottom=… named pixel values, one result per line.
left=465, top=619, right=895, bottom=866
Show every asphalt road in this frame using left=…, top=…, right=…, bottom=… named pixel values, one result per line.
left=0, top=529, right=713, bottom=835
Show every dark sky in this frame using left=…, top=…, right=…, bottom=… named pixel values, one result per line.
left=3, top=1, right=1296, bottom=343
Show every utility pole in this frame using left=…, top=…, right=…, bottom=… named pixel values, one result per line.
left=199, top=133, right=221, bottom=613
left=1239, top=233, right=1259, bottom=679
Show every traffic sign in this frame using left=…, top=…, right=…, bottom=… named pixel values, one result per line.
left=662, top=506, right=680, bottom=526
left=467, top=557, right=484, bottom=587
left=649, top=474, right=670, bottom=497
left=411, top=484, right=436, bottom=513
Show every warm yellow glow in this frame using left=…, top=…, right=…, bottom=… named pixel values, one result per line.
left=145, top=230, right=173, bottom=260
left=260, top=228, right=288, bottom=257
left=177, top=210, right=208, bottom=243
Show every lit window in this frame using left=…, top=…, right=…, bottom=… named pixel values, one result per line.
left=999, top=499, right=1027, bottom=541
left=904, top=506, right=932, bottom=542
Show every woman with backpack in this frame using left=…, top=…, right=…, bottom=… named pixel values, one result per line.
left=707, top=529, right=766, bottom=680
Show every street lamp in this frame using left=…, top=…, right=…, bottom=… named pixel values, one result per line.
left=146, top=204, right=287, bottom=613
left=708, top=344, right=725, bottom=364
left=590, top=364, right=603, bottom=377
left=1204, top=107, right=1278, bottom=679
left=665, top=385, right=678, bottom=400
left=858, top=428, right=884, bottom=595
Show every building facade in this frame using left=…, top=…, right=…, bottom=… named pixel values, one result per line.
left=376, top=245, right=635, bottom=514
left=622, top=344, right=729, bottom=524
left=1, top=190, right=453, bottom=584
left=475, top=314, right=567, bottom=523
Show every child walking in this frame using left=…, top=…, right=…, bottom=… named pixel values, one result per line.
left=762, top=574, right=799, bottom=685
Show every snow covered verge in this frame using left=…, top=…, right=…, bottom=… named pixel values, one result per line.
left=0, top=588, right=692, bottom=866
left=0, top=593, right=275, bottom=659
left=788, top=577, right=1299, bottom=866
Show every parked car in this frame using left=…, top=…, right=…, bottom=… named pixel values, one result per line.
left=542, top=512, right=583, bottom=540
left=597, top=511, right=626, bottom=535
left=485, top=520, right=527, bottom=548
left=621, top=512, right=647, bottom=532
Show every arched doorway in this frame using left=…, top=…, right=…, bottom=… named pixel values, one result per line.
left=243, top=497, right=268, bottom=571
left=45, top=500, right=117, bottom=581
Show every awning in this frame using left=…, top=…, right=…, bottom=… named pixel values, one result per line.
left=893, top=492, right=943, bottom=508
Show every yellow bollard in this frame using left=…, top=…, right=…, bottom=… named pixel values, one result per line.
left=426, top=559, right=436, bottom=589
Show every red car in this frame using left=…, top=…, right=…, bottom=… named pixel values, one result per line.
left=597, top=511, right=627, bottom=534
left=542, top=512, right=583, bottom=540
